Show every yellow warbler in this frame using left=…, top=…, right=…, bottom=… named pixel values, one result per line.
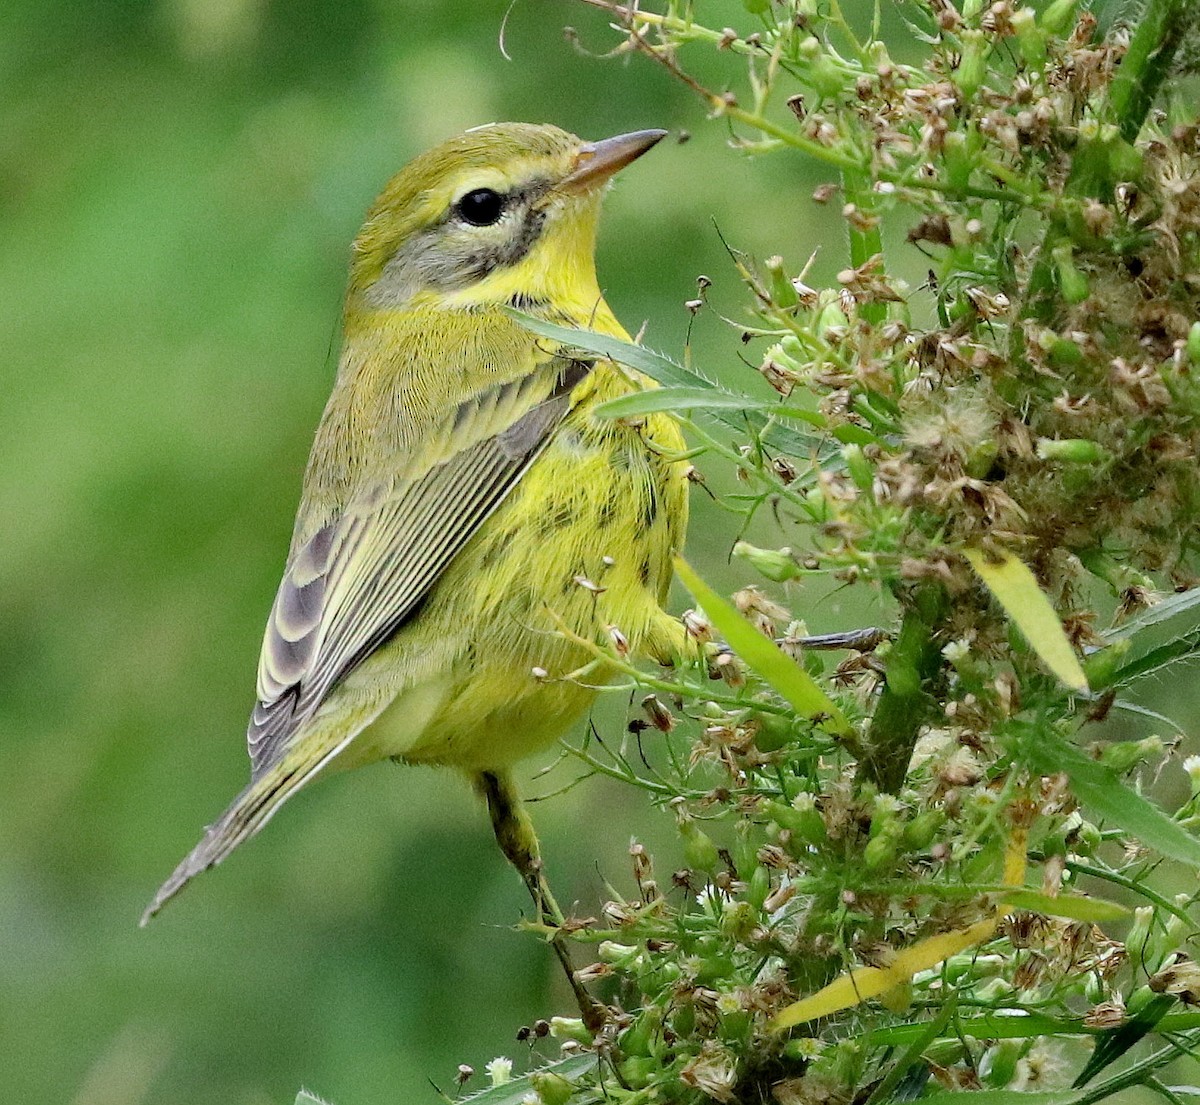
left=142, top=123, right=689, bottom=1011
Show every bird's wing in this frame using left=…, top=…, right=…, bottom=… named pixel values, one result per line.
left=246, top=352, right=591, bottom=778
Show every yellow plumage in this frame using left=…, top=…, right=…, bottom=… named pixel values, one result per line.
left=144, top=121, right=688, bottom=962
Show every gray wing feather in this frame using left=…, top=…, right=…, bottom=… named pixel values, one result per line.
left=246, top=360, right=589, bottom=778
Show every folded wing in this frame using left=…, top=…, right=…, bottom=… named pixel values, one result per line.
left=247, top=352, right=591, bottom=779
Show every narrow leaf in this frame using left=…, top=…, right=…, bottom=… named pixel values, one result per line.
left=673, top=557, right=851, bottom=736
left=964, top=548, right=1088, bottom=691
left=1002, top=890, right=1128, bottom=922
left=1103, top=586, right=1200, bottom=641
left=774, top=829, right=1026, bottom=1030
left=773, top=917, right=1000, bottom=1029
left=593, top=385, right=826, bottom=427
left=867, top=1011, right=1093, bottom=1047
left=509, top=312, right=823, bottom=457
left=864, top=997, right=956, bottom=1105
left=1106, top=631, right=1200, bottom=687
left=920, top=1092, right=1077, bottom=1105
left=1025, top=735, right=1200, bottom=867
left=1072, top=994, right=1176, bottom=1088
left=865, top=1011, right=1200, bottom=1049
left=462, top=1056, right=598, bottom=1104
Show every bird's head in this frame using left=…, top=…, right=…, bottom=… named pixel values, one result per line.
left=346, top=123, right=665, bottom=314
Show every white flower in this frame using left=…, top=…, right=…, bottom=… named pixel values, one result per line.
left=1183, top=755, right=1200, bottom=787
left=486, top=1057, right=513, bottom=1086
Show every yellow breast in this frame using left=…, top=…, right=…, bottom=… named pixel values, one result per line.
left=377, top=362, right=688, bottom=770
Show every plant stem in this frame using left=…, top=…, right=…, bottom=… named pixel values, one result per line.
left=857, top=586, right=947, bottom=793
left=1022, top=0, right=1191, bottom=325
left=1108, top=0, right=1192, bottom=143
left=841, top=164, right=887, bottom=326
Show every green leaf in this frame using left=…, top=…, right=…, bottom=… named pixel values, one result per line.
left=674, top=557, right=853, bottom=736
left=1103, top=586, right=1200, bottom=641
left=864, top=995, right=956, bottom=1105
left=1024, top=734, right=1200, bottom=867
left=865, top=1010, right=1200, bottom=1049
left=508, top=312, right=823, bottom=457
left=593, top=385, right=826, bottom=427
left=1002, top=890, right=1128, bottom=922
left=920, top=1093, right=1077, bottom=1105
left=1072, top=994, right=1176, bottom=1088
left=461, top=1056, right=598, bottom=1104
left=1104, top=631, right=1200, bottom=688
left=1097, top=587, right=1200, bottom=690
left=866, top=1011, right=1087, bottom=1047
left=964, top=548, right=1088, bottom=691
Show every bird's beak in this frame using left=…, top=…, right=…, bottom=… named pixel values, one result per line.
left=560, top=128, right=668, bottom=193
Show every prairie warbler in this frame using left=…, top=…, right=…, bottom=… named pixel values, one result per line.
left=143, top=124, right=689, bottom=1020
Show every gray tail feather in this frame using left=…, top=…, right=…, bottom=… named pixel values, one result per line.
left=139, top=750, right=325, bottom=926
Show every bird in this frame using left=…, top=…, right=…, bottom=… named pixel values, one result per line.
left=142, top=122, right=690, bottom=1021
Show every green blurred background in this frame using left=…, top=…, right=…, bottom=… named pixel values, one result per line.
left=1, top=2, right=860, bottom=1102
left=5, top=2, right=1194, bottom=1103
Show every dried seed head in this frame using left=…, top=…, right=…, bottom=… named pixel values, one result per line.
left=682, top=608, right=714, bottom=643
left=642, top=693, right=675, bottom=732
left=608, top=624, right=629, bottom=657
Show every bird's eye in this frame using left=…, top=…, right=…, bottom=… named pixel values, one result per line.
left=456, top=188, right=506, bottom=227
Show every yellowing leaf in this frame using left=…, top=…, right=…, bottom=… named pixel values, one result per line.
left=772, top=917, right=1000, bottom=1029
left=964, top=548, right=1088, bottom=692
left=673, top=557, right=852, bottom=736
left=772, top=828, right=1028, bottom=1030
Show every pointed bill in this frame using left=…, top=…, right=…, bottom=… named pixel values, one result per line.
left=560, top=128, right=667, bottom=192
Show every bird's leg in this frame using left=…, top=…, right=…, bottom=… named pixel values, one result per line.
left=475, top=770, right=605, bottom=1032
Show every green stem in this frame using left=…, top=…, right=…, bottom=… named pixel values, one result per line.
left=840, top=164, right=887, bottom=326
left=1108, top=0, right=1192, bottom=143
left=857, top=586, right=948, bottom=793
left=1022, top=0, right=1191, bottom=326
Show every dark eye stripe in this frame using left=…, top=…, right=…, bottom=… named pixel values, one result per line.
left=459, top=206, right=547, bottom=283
left=370, top=180, right=557, bottom=305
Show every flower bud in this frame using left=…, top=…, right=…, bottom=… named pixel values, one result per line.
left=1036, top=437, right=1109, bottom=464
left=841, top=444, right=875, bottom=496
left=1052, top=244, right=1090, bottom=304
left=1081, top=639, right=1130, bottom=691
left=746, top=865, right=771, bottom=912
left=765, top=255, right=799, bottom=309
left=679, top=819, right=721, bottom=873
left=733, top=541, right=802, bottom=582
left=1188, top=322, right=1200, bottom=367
left=531, top=1072, right=574, bottom=1105
left=1100, top=736, right=1163, bottom=774
left=766, top=794, right=827, bottom=846
left=863, top=829, right=899, bottom=872
left=980, top=1039, right=1022, bottom=1088
left=1011, top=9, right=1046, bottom=69
left=955, top=32, right=988, bottom=100
left=549, top=1017, right=593, bottom=1046
left=753, top=711, right=794, bottom=752
left=902, top=808, right=946, bottom=852
left=1040, top=0, right=1078, bottom=34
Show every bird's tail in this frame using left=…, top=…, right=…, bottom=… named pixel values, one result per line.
left=140, top=744, right=337, bottom=926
